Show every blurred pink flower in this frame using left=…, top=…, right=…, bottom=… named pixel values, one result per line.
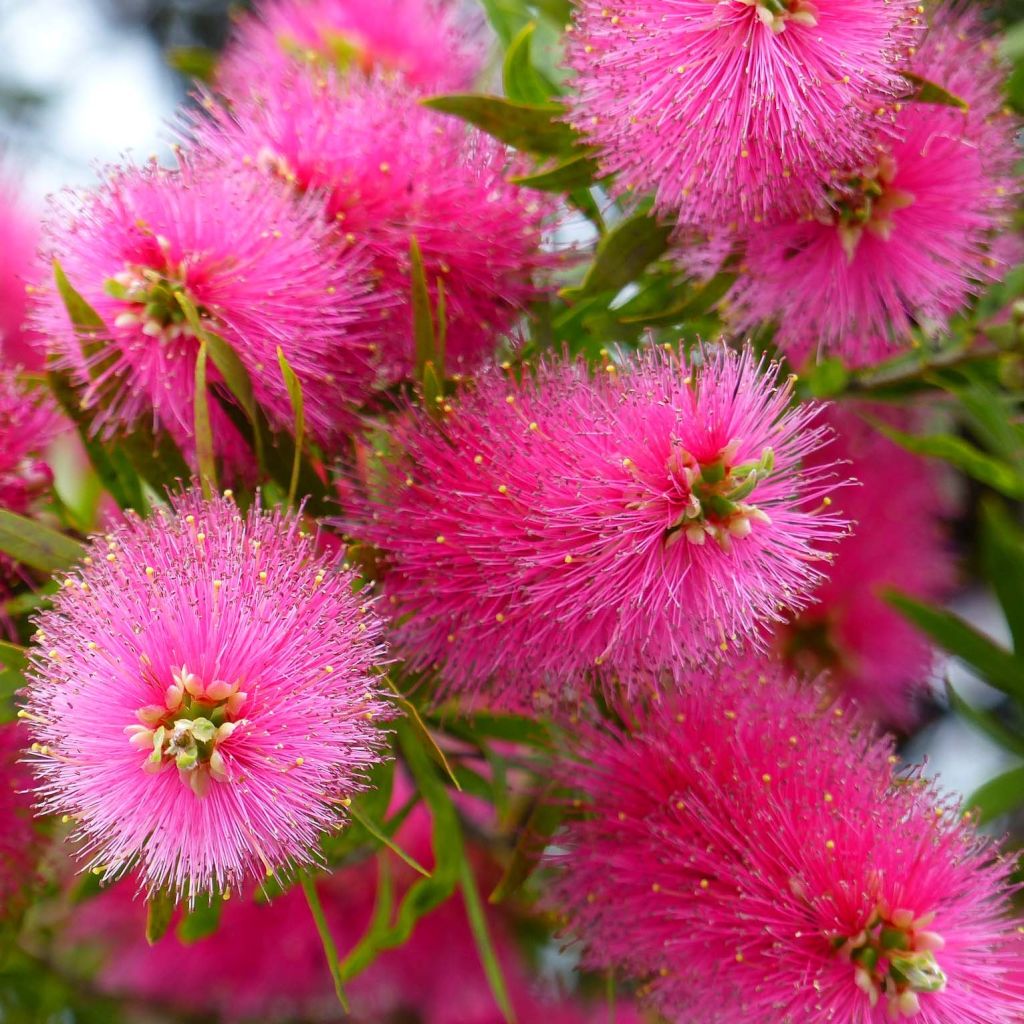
left=219, top=0, right=483, bottom=100
left=361, top=345, right=848, bottom=709
left=188, top=72, right=558, bottom=381
left=551, top=658, right=1024, bottom=1024
left=728, top=13, right=1019, bottom=364
left=0, top=723, right=41, bottom=915
left=566, top=0, right=922, bottom=226
left=24, top=489, right=390, bottom=900
left=776, top=404, right=953, bottom=725
left=0, top=177, right=45, bottom=370
left=35, top=159, right=383, bottom=465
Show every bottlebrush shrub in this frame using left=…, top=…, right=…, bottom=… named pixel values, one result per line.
left=187, top=70, right=559, bottom=381
left=727, top=12, right=1020, bottom=364
left=565, top=0, right=924, bottom=226
left=218, top=0, right=483, bottom=101
left=34, top=158, right=385, bottom=465
left=360, top=345, right=849, bottom=709
left=550, top=659, right=1024, bottom=1024
left=22, top=489, right=390, bottom=901
left=775, top=404, right=953, bottom=726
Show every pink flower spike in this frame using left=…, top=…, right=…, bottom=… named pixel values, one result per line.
left=0, top=175, right=46, bottom=370
left=23, top=488, right=392, bottom=902
left=218, top=0, right=484, bottom=101
left=550, top=658, right=1024, bottom=1024
left=360, top=344, right=849, bottom=710
left=776, top=404, right=953, bottom=726
left=34, top=158, right=385, bottom=467
left=566, top=0, right=924, bottom=227
left=728, top=12, right=1020, bottom=364
left=187, top=72, right=560, bottom=383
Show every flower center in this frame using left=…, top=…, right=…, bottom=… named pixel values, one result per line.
left=105, top=262, right=200, bottom=346
left=125, top=666, right=247, bottom=798
left=835, top=906, right=947, bottom=1019
left=826, top=155, right=916, bottom=262
left=662, top=441, right=774, bottom=553
left=738, top=0, right=819, bottom=33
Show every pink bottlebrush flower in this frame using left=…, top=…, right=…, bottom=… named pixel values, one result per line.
left=776, top=405, right=953, bottom=725
left=218, top=0, right=483, bottom=101
left=728, top=13, right=1019, bottom=365
left=23, top=489, right=390, bottom=901
left=0, top=177, right=46, bottom=370
left=550, top=658, right=1024, bottom=1024
left=0, top=723, right=42, bottom=915
left=187, top=72, right=558, bottom=381
left=0, top=370, right=61, bottom=519
left=34, top=159, right=383, bottom=464
left=565, top=0, right=923, bottom=227
left=360, top=345, right=848, bottom=709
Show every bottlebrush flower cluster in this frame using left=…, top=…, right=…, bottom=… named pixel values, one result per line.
left=550, top=660, right=1024, bottom=1023
left=186, top=72, right=558, bottom=380
left=0, top=723, right=42, bottom=916
left=218, top=0, right=483, bottom=100
left=363, top=345, right=848, bottom=708
left=23, top=489, right=390, bottom=900
left=36, top=159, right=383, bottom=461
left=0, top=176, right=44, bottom=369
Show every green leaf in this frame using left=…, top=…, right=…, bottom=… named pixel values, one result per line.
left=0, top=510, right=84, bottom=573
left=886, top=590, right=1024, bottom=698
left=966, top=764, right=1024, bottom=824
left=53, top=260, right=106, bottom=337
left=410, top=236, right=438, bottom=382
left=801, top=357, right=850, bottom=399
left=167, top=45, right=217, bottom=82
left=0, top=641, right=28, bottom=673
left=503, top=23, right=550, bottom=104
left=871, top=422, right=1024, bottom=500
left=176, top=893, right=223, bottom=943
left=276, top=347, right=306, bottom=507
left=490, top=788, right=563, bottom=904
left=460, top=857, right=517, bottom=1024
left=900, top=70, right=969, bottom=110
left=980, top=500, right=1024, bottom=655
left=0, top=641, right=27, bottom=724
left=944, top=681, right=1024, bottom=759
left=301, top=876, right=349, bottom=1012
left=145, top=890, right=176, bottom=945
left=423, top=94, right=578, bottom=155
left=565, top=212, right=673, bottom=299
left=510, top=151, right=599, bottom=192
left=347, top=803, right=431, bottom=878
left=620, top=271, right=736, bottom=326
left=385, top=677, right=461, bottom=791
left=193, top=342, right=217, bottom=499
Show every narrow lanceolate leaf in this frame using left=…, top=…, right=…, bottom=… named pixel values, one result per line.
left=945, top=682, right=1024, bottom=759
left=886, top=590, right=1024, bottom=698
left=276, top=347, right=306, bottom=508
left=347, top=803, right=431, bottom=878
left=0, top=641, right=28, bottom=723
left=0, top=510, right=84, bottom=572
left=980, top=500, right=1024, bottom=655
left=900, top=70, right=969, bottom=110
left=385, top=676, right=461, bottom=791
left=510, top=151, right=600, bottom=192
left=966, top=764, right=1024, bottom=824
left=53, top=259, right=106, bottom=337
left=564, top=212, right=674, bottom=299
left=621, top=270, right=737, bottom=326
left=176, top=893, right=223, bottom=943
left=503, top=23, right=551, bottom=105
left=301, top=875, right=349, bottom=1012
left=410, top=236, right=437, bottom=381
left=871, top=422, right=1024, bottom=500
left=490, top=787, right=564, bottom=904
left=423, top=95, right=579, bottom=155
left=193, top=342, right=217, bottom=499
left=460, top=856, right=517, bottom=1024
left=145, top=889, right=176, bottom=945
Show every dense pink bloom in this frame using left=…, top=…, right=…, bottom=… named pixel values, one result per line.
left=550, top=658, right=1024, bottom=1023
left=0, top=177, right=45, bottom=370
left=219, top=0, right=483, bottom=101
left=360, top=345, right=848, bottom=709
left=188, top=73, right=557, bottom=380
left=776, top=405, right=952, bottom=725
left=0, top=723, right=41, bottom=915
left=35, top=159, right=383, bottom=463
left=24, top=489, right=390, bottom=900
left=71, top=793, right=640, bottom=1024
left=566, top=0, right=922, bottom=226
left=0, top=370, right=61, bottom=520
left=728, top=14, right=1019, bottom=364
